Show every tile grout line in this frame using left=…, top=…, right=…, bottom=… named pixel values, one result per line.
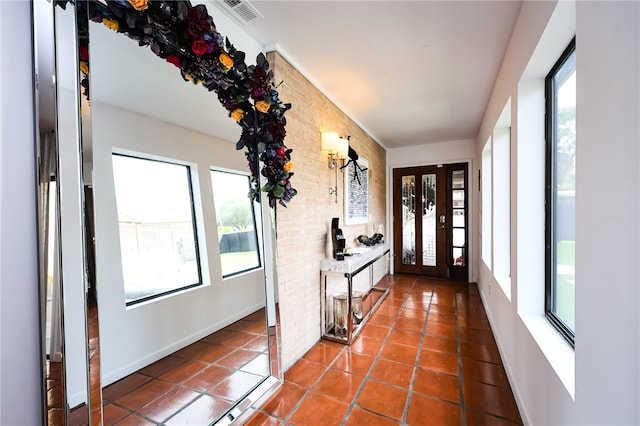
left=401, top=277, right=435, bottom=425
left=455, top=282, right=467, bottom=426
left=104, top=325, right=268, bottom=424
left=251, top=280, right=524, bottom=425
left=279, top=342, right=348, bottom=425
left=339, top=276, right=415, bottom=426
left=277, top=276, right=406, bottom=425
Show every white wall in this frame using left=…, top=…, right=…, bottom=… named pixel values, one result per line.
left=92, top=102, right=266, bottom=386
left=387, top=138, right=477, bottom=281
left=388, top=138, right=475, bottom=167
left=0, top=1, right=42, bottom=424
left=476, top=1, right=640, bottom=424
left=573, top=2, right=639, bottom=423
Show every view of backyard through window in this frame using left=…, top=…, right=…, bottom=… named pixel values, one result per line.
left=112, top=154, right=201, bottom=305
left=211, top=170, right=261, bottom=278
left=549, top=43, right=576, bottom=336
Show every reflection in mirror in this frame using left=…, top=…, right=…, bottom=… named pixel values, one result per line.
left=33, top=0, right=68, bottom=423
left=111, top=154, right=204, bottom=305
left=76, top=4, right=104, bottom=425
left=211, top=170, right=262, bottom=279
left=35, top=1, right=284, bottom=424
left=90, top=21, right=277, bottom=418
left=34, top=0, right=94, bottom=424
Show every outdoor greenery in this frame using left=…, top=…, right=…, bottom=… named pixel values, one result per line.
left=557, top=106, right=576, bottom=192
left=217, top=199, right=254, bottom=231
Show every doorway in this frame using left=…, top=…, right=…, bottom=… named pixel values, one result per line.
left=392, top=163, right=468, bottom=281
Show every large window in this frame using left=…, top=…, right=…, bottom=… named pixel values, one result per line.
left=545, top=39, right=576, bottom=344
left=211, top=169, right=261, bottom=278
left=494, top=118, right=511, bottom=298
left=494, top=100, right=511, bottom=284
left=481, top=138, right=492, bottom=269
left=112, top=154, right=202, bottom=305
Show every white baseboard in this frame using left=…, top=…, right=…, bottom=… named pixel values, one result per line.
left=101, top=301, right=265, bottom=387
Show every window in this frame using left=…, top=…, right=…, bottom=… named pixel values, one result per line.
left=494, top=100, right=512, bottom=294
left=481, top=138, right=492, bottom=269
left=112, top=154, right=202, bottom=305
left=545, top=39, right=576, bottom=344
left=211, top=169, right=261, bottom=278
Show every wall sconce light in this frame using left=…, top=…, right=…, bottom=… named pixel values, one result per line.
left=321, top=131, right=349, bottom=203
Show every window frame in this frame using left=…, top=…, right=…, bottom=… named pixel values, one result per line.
left=481, top=138, right=492, bottom=269
left=544, top=38, right=576, bottom=346
left=210, top=168, right=262, bottom=279
left=112, top=153, right=204, bottom=306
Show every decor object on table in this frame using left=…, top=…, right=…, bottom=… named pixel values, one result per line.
left=332, top=292, right=348, bottom=336
left=357, top=233, right=383, bottom=246
left=331, top=217, right=346, bottom=260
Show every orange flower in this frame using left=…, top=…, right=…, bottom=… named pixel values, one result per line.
left=127, top=0, right=149, bottom=11
left=184, top=74, right=204, bottom=85
left=255, top=100, right=270, bottom=113
left=79, top=61, right=89, bottom=75
left=219, top=52, right=234, bottom=71
left=103, top=18, right=119, bottom=32
left=230, top=108, right=244, bottom=122
left=283, top=162, right=294, bottom=172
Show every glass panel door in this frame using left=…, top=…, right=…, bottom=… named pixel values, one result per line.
left=401, top=175, right=416, bottom=265
left=393, top=164, right=468, bottom=281
left=393, top=166, right=447, bottom=278
left=422, top=174, right=437, bottom=266
left=449, top=167, right=468, bottom=281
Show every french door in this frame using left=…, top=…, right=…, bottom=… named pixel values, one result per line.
left=392, top=163, right=468, bottom=280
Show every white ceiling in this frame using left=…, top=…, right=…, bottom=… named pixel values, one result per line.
left=88, top=1, right=523, bottom=150
left=223, top=0, right=523, bottom=149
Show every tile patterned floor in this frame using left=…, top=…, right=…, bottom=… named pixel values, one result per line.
left=70, top=309, right=271, bottom=425
left=56, top=275, right=522, bottom=425
left=245, top=275, right=522, bottom=425
left=46, top=359, right=65, bottom=425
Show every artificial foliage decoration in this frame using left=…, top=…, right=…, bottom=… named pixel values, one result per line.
left=56, top=0, right=296, bottom=208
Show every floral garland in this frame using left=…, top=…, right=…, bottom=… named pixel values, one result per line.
left=57, top=0, right=296, bottom=207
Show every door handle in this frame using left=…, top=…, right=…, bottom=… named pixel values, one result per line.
left=440, top=214, right=446, bottom=229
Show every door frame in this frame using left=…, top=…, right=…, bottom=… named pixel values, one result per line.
left=389, top=161, right=471, bottom=281
left=392, top=165, right=448, bottom=277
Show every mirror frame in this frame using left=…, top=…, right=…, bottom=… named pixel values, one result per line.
left=33, top=1, right=285, bottom=424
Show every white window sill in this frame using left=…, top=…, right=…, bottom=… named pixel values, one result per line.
left=495, top=275, right=511, bottom=300
left=520, top=312, right=575, bottom=400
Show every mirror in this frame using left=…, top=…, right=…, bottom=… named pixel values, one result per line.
left=33, top=1, right=71, bottom=424
left=33, top=1, right=285, bottom=424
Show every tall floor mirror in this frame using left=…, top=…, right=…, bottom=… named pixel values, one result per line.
left=33, top=1, right=284, bottom=424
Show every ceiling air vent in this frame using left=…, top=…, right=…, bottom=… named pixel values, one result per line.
left=218, top=0, right=263, bottom=25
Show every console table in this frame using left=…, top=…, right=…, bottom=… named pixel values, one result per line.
left=320, top=243, right=390, bottom=344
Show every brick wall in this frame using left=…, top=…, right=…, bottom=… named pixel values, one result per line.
left=267, top=52, right=387, bottom=369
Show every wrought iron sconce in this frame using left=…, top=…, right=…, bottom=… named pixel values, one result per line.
left=321, top=132, right=349, bottom=203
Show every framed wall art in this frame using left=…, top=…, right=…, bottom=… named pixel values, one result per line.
left=344, top=157, right=369, bottom=224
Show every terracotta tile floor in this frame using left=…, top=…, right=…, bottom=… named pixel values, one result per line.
left=66, top=309, right=270, bottom=425
left=57, top=275, right=521, bottom=425
left=245, top=275, right=522, bottom=425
